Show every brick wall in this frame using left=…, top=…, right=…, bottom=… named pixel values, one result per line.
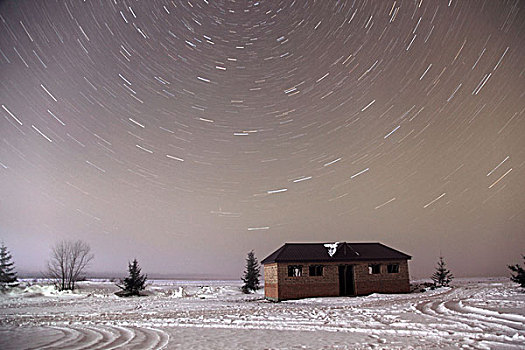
left=264, top=263, right=278, bottom=283
left=277, top=263, right=339, bottom=300
left=263, top=263, right=279, bottom=300
left=264, top=260, right=410, bottom=301
left=353, top=260, right=410, bottom=295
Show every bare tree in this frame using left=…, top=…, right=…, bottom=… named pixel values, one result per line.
left=46, top=240, right=94, bottom=291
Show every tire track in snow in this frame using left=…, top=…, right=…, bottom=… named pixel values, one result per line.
left=98, top=325, right=134, bottom=349
left=24, top=327, right=73, bottom=350
left=37, top=326, right=82, bottom=349
left=83, top=325, right=119, bottom=348
left=416, top=291, right=524, bottom=332
left=124, top=325, right=169, bottom=349
left=445, top=300, right=525, bottom=331
left=414, top=287, right=525, bottom=348
left=27, top=325, right=169, bottom=350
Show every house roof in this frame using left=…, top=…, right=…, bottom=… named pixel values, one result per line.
left=261, top=242, right=411, bottom=264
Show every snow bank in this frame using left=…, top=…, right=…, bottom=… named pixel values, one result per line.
left=1, top=283, right=78, bottom=298
left=1, top=278, right=523, bottom=349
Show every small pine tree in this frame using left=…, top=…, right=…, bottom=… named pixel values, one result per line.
left=0, top=242, right=18, bottom=288
left=116, top=259, right=147, bottom=296
left=431, top=256, right=454, bottom=287
left=242, top=250, right=260, bottom=294
left=508, top=255, right=525, bottom=287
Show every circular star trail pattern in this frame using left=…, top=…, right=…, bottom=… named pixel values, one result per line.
left=0, top=0, right=524, bottom=277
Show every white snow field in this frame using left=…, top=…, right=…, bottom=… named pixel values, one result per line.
left=1, top=278, right=524, bottom=349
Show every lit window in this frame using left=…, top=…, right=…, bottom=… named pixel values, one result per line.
left=309, top=265, right=324, bottom=276
left=288, top=265, right=302, bottom=277
left=368, top=264, right=381, bottom=274
left=387, top=264, right=400, bottom=273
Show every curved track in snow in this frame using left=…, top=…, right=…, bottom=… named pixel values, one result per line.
left=1, top=325, right=169, bottom=350
left=412, top=286, right=525, bottom=348
left=1, top=279, right=524, bottom=349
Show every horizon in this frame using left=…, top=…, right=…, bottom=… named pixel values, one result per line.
left=14, top=270, right=513, bottom=281
left=1, top=1, right=524, bottom=281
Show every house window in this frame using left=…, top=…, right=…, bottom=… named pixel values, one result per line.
left=368, top=264, right=381, bottom=274
left=309, top=265, right=324, bottom=276
left=387, top=264, right=400, bottom=273
left=288, top=265, right=302, bottom=277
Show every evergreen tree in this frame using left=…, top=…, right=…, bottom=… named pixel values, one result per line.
left=508, top=255, right=525, bottom=287
left=241, top=250, right=260, bottom=294
left=431, top=256, right=454, bottom=287
left=116, top=259, right=147, bottom=296
left=0, top=242, right=18, bottom=288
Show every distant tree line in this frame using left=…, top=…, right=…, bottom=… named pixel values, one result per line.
left=2, top=239, right=524, bottom=296
left=0, top=238, right=150, bottom=297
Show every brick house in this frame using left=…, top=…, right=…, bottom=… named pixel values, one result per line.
left=261, top=242, right=411, bottom=301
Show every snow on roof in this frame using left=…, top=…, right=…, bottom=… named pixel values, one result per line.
left=323, top=242, right=340, bottom=257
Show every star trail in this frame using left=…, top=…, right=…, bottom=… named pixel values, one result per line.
left=0, top=0, right=524, bottom=278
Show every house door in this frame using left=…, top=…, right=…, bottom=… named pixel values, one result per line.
left=338, top=265, right=355, bottom=296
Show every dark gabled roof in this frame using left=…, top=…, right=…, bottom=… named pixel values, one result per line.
left=261, top=242, right=411, bottom=264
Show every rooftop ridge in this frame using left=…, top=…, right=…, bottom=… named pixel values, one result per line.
left=282, top=241, right=381, bottom=245
left=261, top=242, right=411, bottom=265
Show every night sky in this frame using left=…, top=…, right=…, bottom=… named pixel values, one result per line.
left=1, top=0, right=524, bottom=279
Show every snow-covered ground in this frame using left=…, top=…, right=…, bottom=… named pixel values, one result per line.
left=0, top=277, right=524, bottom=349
